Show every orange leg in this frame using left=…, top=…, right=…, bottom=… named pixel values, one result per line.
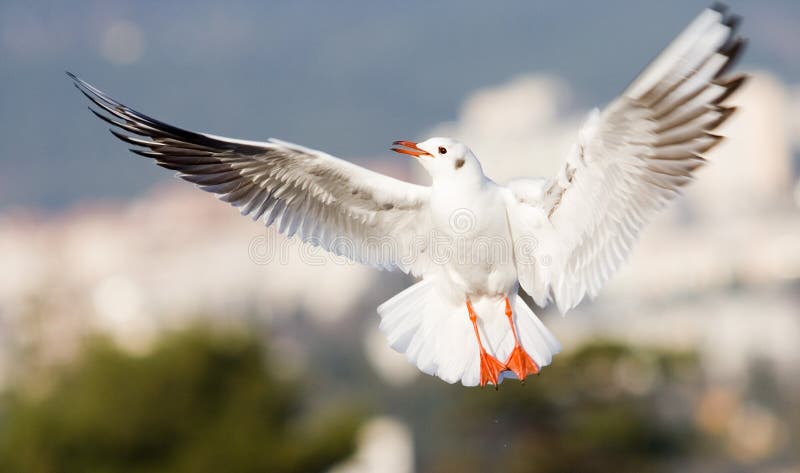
left=466, top=297, right=506, bottom=388
left=503, top=297, right=539, bottom=382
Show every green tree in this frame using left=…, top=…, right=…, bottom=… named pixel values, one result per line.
left=0, top=327, right=361, bottom=473
left=423, top=343, right=703, bottom=473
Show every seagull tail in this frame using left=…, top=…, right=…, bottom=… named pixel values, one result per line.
left=377, top=280, right=561, bottom=387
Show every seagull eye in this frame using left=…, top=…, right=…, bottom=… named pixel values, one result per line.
left=438, top=146, right=447, bottom=155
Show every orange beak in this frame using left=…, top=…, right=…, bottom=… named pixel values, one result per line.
left=391, top=140, right=432, bottom=158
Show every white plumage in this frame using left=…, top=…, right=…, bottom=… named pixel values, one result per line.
left=69, top=5, right=746, bottom=387
left=378, top=280, right=560, bottom=386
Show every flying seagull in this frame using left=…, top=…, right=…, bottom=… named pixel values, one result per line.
left=69, top=4, right=746, bottom=387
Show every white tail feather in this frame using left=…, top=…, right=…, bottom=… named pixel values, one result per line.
left=377, top=279, right=561, bottom=386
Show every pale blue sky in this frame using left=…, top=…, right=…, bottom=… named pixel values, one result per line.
left=1, top=0, right=797, bottom=209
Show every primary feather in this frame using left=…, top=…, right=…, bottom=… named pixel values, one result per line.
left=68, top=72, right=433, bottom=276
left=505, top=4, right=746, bottom=313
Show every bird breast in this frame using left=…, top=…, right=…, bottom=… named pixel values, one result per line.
left=428, top=181, right=518, bottom=295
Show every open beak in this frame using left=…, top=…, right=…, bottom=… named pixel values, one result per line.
left=391, top=140, right=432, bottom=158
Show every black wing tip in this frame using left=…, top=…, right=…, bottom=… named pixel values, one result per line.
left=108, top=128, right=144, bottom=148
left=130, top=148, right=162, bottom=159
left=716, top=37, right=747, bottom=79
left=715, top=72, right=749, bottom=88
left=724, top=13, right=742, bottom=30
left=65, top=71, right=91, bottom=92
left=708, top=106, right=738, bottom=131
left=721, top=35, right=747, bottom=57
left=709, top=2, right=729, bottom=14
left=66, top=71, right=89, bottom=95
left=711, top=3, right=745, bottom=44
left=713, top=73, right=749, bottom=104
left=721, top=105, right=737, bottom=117
left=66, top=72, right=272, bottom=159
left=699, top=133, right=725, bottom=154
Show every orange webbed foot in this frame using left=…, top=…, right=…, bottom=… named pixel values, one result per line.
left=503, top=296, right=540, bottom=382
left=505, top=344, right=539, bottom=381
left=479, top=351, right=507, bottom=388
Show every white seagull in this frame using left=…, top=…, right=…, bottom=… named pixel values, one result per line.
left=69, top=4, right=746, bottom=387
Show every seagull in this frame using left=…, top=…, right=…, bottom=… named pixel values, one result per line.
left=69, top=4, right=746, bottom=387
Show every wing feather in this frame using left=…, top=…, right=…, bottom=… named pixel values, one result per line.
left=505, top=5, right=747, bottom=311
left=69, top=73, right=432, bottom=275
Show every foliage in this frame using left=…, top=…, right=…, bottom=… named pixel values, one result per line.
left=417, top=343, right=702, bottom=473
left=0, top=328, right=362, bottom=473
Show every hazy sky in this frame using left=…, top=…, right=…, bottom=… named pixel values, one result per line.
left=1, top=0, right=798, bottom=209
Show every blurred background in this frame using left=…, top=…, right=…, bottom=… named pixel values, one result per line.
left=1, top=1, right=799, bottom=472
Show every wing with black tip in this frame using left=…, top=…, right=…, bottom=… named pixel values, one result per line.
left=506, top=4, right=747, bottom=311
left=68, top=73, right=433, bottom=275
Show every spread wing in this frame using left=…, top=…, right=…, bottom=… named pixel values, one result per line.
left=69, top=73, right=432, bottom=275
left=505, top=5, right=746, bottom=312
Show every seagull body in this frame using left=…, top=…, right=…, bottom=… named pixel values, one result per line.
left=426, top=156, right=515, bottom=297
left=69, top=5, right=746, bottom=387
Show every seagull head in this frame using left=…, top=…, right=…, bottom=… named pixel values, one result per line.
left=391, top=137, right=483, bottom=181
